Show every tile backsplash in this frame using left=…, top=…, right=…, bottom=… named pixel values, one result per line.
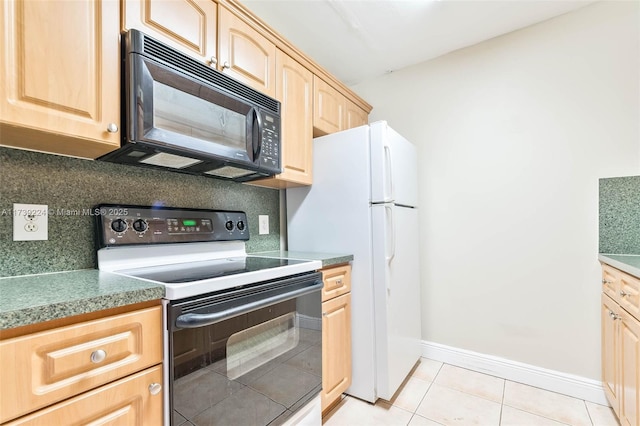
left=0, top=147, right=280, bottom=277
left=599, top=175, right=640, bottom=254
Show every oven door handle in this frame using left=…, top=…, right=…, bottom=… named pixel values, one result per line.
left=175, top=281, right=324, bottom=329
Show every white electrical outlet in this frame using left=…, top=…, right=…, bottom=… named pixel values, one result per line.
left=13, top=203, right=48, bottom=241
left=258, top=215, right=269, bottom=235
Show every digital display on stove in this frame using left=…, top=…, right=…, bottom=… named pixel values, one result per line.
left=166, top=218, right=213, bottom=234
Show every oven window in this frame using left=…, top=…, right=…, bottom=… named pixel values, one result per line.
left=153, top=80, right=246, bottom=150
left=171, top=294, right=322, bottom=426
left=226, top=312, right=298, bottom=380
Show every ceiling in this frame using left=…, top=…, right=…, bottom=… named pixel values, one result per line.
left=241, top=0, right=596, bottom=86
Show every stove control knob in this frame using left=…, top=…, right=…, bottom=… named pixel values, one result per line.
left=225, top=220, right=234, bottom=231
left=132, top=219, right=148, bottom=233
left=111, top=218, right=127, bottom=233
left=236, top=220, right=245, bottom=231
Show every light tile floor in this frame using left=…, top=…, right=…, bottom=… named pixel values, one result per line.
left=323, top=358, right=620, bottom=426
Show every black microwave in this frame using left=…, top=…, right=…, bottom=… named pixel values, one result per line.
left=99, top=29, right=281, bottom=182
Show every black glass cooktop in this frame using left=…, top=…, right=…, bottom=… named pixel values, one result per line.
left=118, top=256, right=307, bottom=284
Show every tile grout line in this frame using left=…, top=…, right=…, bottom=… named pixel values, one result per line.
left=433, top=362, right=506, bottom=407
left=407, top=376, right=435, bottom=425
left=404, top=358, right=446, bottom=425
left=583, top=399, right=595, bottom=426
left=499, top=378, right=506, bottom=425
left=502, top=379, right=583, bottom=426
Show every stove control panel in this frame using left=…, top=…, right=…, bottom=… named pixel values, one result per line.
left=95, top=204, right=249, bottom=247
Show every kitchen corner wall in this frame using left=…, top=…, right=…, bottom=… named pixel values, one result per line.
left=0, top=147, right=280, bottom=278
left=352, top=0, right=639, bottom=381
left=600, top=175, right=640, bottom=254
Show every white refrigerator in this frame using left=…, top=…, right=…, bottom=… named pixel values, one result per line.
left=287, top=121, right=422, bottom=403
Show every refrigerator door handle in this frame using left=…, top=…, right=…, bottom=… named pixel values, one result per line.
left=384, top=144, right=395, bottom=202
left=385, top=204, right=396, bottom=264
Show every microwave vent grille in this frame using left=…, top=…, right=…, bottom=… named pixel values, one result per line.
left=142, top=37, right=280, bottom=115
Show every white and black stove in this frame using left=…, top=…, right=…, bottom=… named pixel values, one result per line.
left=95, top=205, right=323, bottom=426
left=95, top=204, right=321, bottom=299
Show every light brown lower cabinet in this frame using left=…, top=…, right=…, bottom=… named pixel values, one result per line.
left=321, top=264, right=352, bottom=414
left=0, top=305, right=163, bottom=424
left=4, top=365, right=163, bottom=425
left=601, top=263, right=640, bottom=426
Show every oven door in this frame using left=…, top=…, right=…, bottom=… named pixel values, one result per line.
left=168, top=272, right=323, bottom=426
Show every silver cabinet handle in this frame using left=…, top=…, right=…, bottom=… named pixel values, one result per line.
left=620, top=290, right=629, bottom=297
left=336, top=279, right=343, bottom=285
left=222, top=61, right=230, bottom=70
left=602, top=279, right=612, bottom=284
left=106, top=123, right=118, bottom=133
left=149, top=383, right=162, bottom=395
left=90, top=349, right=107, bottom=363
left=609, top=310, right=621, bottom=320
left=322, top=312, right=327, bottom=317
left=209, top=56, right=217, bottom=66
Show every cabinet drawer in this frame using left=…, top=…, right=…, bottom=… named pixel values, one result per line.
left=619, top=270, right=640, bottom=321
left=602, top=264, right=619, bottom=301
left=602, top=263, right=640, bottom=322
left=321, top=264, right=351, bottom=302
left=0, top=306, right=162, bottom=423
left=4, top=365, right=163, bottom=425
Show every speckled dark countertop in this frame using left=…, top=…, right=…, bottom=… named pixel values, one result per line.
left=599, top=254, right=640, bottom=278
left=599, top=176, right=640, bottom=254
left=0, top=270, right=164, bottom=330
left=251, top=250, right=353, bottom=268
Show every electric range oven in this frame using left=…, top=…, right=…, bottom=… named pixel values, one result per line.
left=95, top=205, right=323, bottom=426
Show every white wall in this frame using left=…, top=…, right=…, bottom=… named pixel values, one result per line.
left=353, top=1, right=639, bottom=380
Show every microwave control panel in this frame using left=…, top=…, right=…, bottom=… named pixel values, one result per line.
left=259, top=111, right=280, bottom=172
left=95, top=205, right=249, bottom=247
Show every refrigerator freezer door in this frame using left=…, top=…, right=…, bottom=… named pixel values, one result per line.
left=370, top=121, right=419, bottom=207
left=371, top=203, right=422, bottom=401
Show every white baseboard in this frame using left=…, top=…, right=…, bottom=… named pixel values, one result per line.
left=297, top=313, right=322, bottom=331
left=421, top=340, right=609, bottom=406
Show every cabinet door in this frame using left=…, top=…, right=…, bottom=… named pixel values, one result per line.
left=602, top=294, right=620, bottom=414
left=253, top=50, right=313, bottom=189
left=345, top=100, right=368, bottom=130
left=218, top=7, right=276, bottom=97
left=0, top=0, right=120, bottom=158
left=5, top=366, right=163, bottom=426
left=313, top=76, right=345, bottom=136
left=122, top=0, right=217, bottom=65
left=619, top=310, right=640, bottom=426
left=321, top=293, right=352, bottom=412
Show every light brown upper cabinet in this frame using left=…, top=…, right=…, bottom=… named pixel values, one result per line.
left=314, top=76, right=369, bottom=137
left=122, top=0, right=218, bottom=66
left=0, top=0, right=120, bottom=159
left=252, top=50, right=313, bottom=189
left=218, top=6, right=276, bottom=98
left=313, top=76, right=345, bottom=136
left=346, top=99, right=368, bottom=129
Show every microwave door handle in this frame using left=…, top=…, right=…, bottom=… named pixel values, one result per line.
left=252, top=108, right=263, bottom=161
